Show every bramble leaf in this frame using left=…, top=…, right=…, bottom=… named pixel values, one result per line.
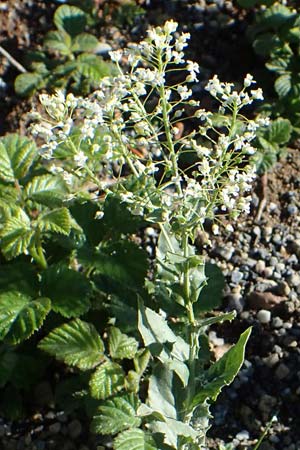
left=114, top=428, right=158, bottom=450
left=44, top=30, right=72, bottom=55
left=0, top=291, right=51, bottom=344
left=109, top=327, right=138, bottom=360
left=39, top=319, right=105, bottom=370
left=91, top=393, right=141, bottom=435
left=24, top=174, right=68, bottom=207
left=54, top=5, right=87, bottom=36
left=275, top=73, right=292, bottom=97
left=72, top=33, right=98, bottom=52
left=41, top=265, right=91, bottom=318
left=89, top=361, right=125, bottom=400
left=0, top=134, right=37, bottom=181
left=0, top=215, right=34, bottom=259
left=37, top=207, right=71, bottom=235
left=15, top=72, right=45, bottom=97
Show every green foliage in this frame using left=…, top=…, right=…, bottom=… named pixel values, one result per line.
left=14, top=4, right=115, bottom=97
left=253, top=117, right=292, bottom=174
left=247, top=2, right=300, bottom=131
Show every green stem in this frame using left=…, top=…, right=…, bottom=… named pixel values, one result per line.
left=30, top=235, right=48, bottom=270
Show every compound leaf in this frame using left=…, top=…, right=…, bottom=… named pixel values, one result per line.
left=0, top=134, right=37, bottom=181
left=44, top=30, right=72, bottom=55
left=0, top=215, right=34, bottom=259
left=0, top=291, right=51, bottom=344
left=15, top=72, right=44, bottom=97
left=38, top=207, right=71, bottom=235
left=54, top=5, right=86, bottom=36
left=39, top=319, right=104, bottom=370
left=109, top=327, right=138, bottom=360
left=72, top=33, right=98, bottom=52
left=89, top=361, right=125, bottom=400
left=275, top=73, right=292, bottom=98
left=91, top=393, right=141, bottom=435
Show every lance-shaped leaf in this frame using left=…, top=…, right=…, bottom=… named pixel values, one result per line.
left=138, top=301, right=176, bottom=346
left=150, top=418, right=198, bottom=448
left=39, top=319, right=104, bottom=370
left=37, top=207, right=71, bottom=235
left=40, top=265, right=91, bottom=318
left=191, top=327, right=252, bottom=407
left=109, top=327, right=138, bottom=360
left=148, top=365, right=176, bottom=420
left=0, top=134, right=37, bottom=182
left=91, top=393, right=141, bottom=435
left=0, top=291, right=51, bottom=344
left=114, top=428, right=158, bottom=450
left=24, top=174, right=68, bottom=207
left=89, top=361, right=125, bottom=400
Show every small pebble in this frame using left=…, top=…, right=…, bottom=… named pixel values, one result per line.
left=257, top=309, right=271, bottom=324
left=275, top=363, right=290, bottom=380
left=236, top=430, right=250, bottom=441
left=68, top=420, right=82, bottom=439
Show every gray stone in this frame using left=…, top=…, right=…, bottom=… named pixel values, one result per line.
left=236, top=430, right=250, bottom=441
left=231, top=270, right=243, bottom=283
left=68, top=419, right=82, bottom=439
left=255, top=260, right=266, bottom=274
left=49, top=422, right=61, bottom=434
left=257, top=309, right=271, bottom=324
left=272, top=316, right=283, bottom=328
left=275, top=363, right=290, bottom=380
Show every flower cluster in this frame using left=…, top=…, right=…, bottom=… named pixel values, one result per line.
left=31, top=20, right=263, bottom=234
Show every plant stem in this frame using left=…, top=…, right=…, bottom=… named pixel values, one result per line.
left=0, top=45, right=27, bottom=73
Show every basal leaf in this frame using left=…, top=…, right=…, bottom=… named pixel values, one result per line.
left=114, top=428, right=158, bottom=450
left=44, top=30, right=72, bottom=55
left=0, top=291, right=51, bottom=344
left=191, top=327, right=252, bottom=407
left=89, top=361, right=125, bottom=400
left=38, top=207, right=71, bottom=235
left=25, top=174, right=68, bottom=207
left=267, top=118, right=292, bottom=144
left=150, top=418, right=197, bottom=448
left=91, top=393, right=141, bottom=435
left=54, top=5, right=87, bottom=36
left=75, top=53, right=115, bottom=82
left=72, top=33, right=98, bottom=52
left=109, top=327, right=138, bottom=360
left=14, top=72, right=44, bottom=97
left=0, top=134, right=37, bottom=181
left=41, top=265, right=91, bottom=318
left=39, top=319, right=104, bottom=370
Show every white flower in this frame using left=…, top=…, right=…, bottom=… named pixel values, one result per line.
left=74, top=151, right=88, bottom=168
left=244, top=74, right=255, bottom=88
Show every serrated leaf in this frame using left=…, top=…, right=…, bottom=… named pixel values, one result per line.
left=75, top=53, right=115, bottom=82
left=41, top=265, right=91, bottom=318
left=191, top=327, right=252, bottom=407
left=0, top=215, right=34, bottom=259
left=0, top=134, right=37, bottom=181
left=92, top=393, right=141, bottom=435
left=0, top=291, right=51, bottom=344
left=25, top=174, right=68, bottom=207
left=72, top=33, right=98, bottom=52
left=109, top=327, right=138, bottom=360
left=90, top=361, right=125, bottom=400
left=114, top=428, right=157, bottom=450
left=275, top=73, right=292, bottom=97
left=267, top=118, right=291, bottom=144
left=14, top=72, right=44, bottom=97
left=134, top=348, right=151, bottom=376
left=44, top=30, right=72, bottom=55
left=38, top=207, right=71, bottom=235
left=54, top=5, right=87, bottom=36
left=39, top=319, right=104, bottom=370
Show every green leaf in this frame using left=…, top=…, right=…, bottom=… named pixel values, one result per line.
left=39, top=319, right=104, bottom=370
left=133, top=349, right=151, bottom=376
left=54, top=5, right=87, bottom=36
left=41, top=265, right=91, bottom=318
left=0, top=291, right=51, bottom=344
left=109, top=327, right=138, bottom=360
left=72, top=33, right=98, bottom=52
left=91, top=393, right=141, bottom=435
left=25, top=174, right=68, bottom=207
left=267, top=118, right=292, bottom=144
left=148, top=366, right=176, bottom=420
left=75, top=53, right=115, bottom=82
left=191, top=327, right=252, bottom=407
left=275, top=73, right=292, bottom=97
left=114, top=428, right=157, bottom=450
left=89, top=361, right=125, bottom=400
left=38, top=207, right=71, bottom=235
left=0, top=134, right=37, bottom=181
left=195, top=263, right=224, bottom=313
left=0, top=348, right=17, bottom=387
left=44, top=30, right=72, bottom=55
left=150, top=418, right=197, bottom=448
left=252, top=33, right=280, bottom=57
left=0, top=215, right=34, bottom=259
left=138, top=302, right=176, bottom=346
left=14, top=72, right=44, bottom=97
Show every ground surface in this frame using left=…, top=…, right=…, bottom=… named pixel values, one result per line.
left=0, top=1, right=300, bottom=449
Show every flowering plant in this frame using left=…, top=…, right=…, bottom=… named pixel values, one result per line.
left=0, top=20, right=264, bottom=449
